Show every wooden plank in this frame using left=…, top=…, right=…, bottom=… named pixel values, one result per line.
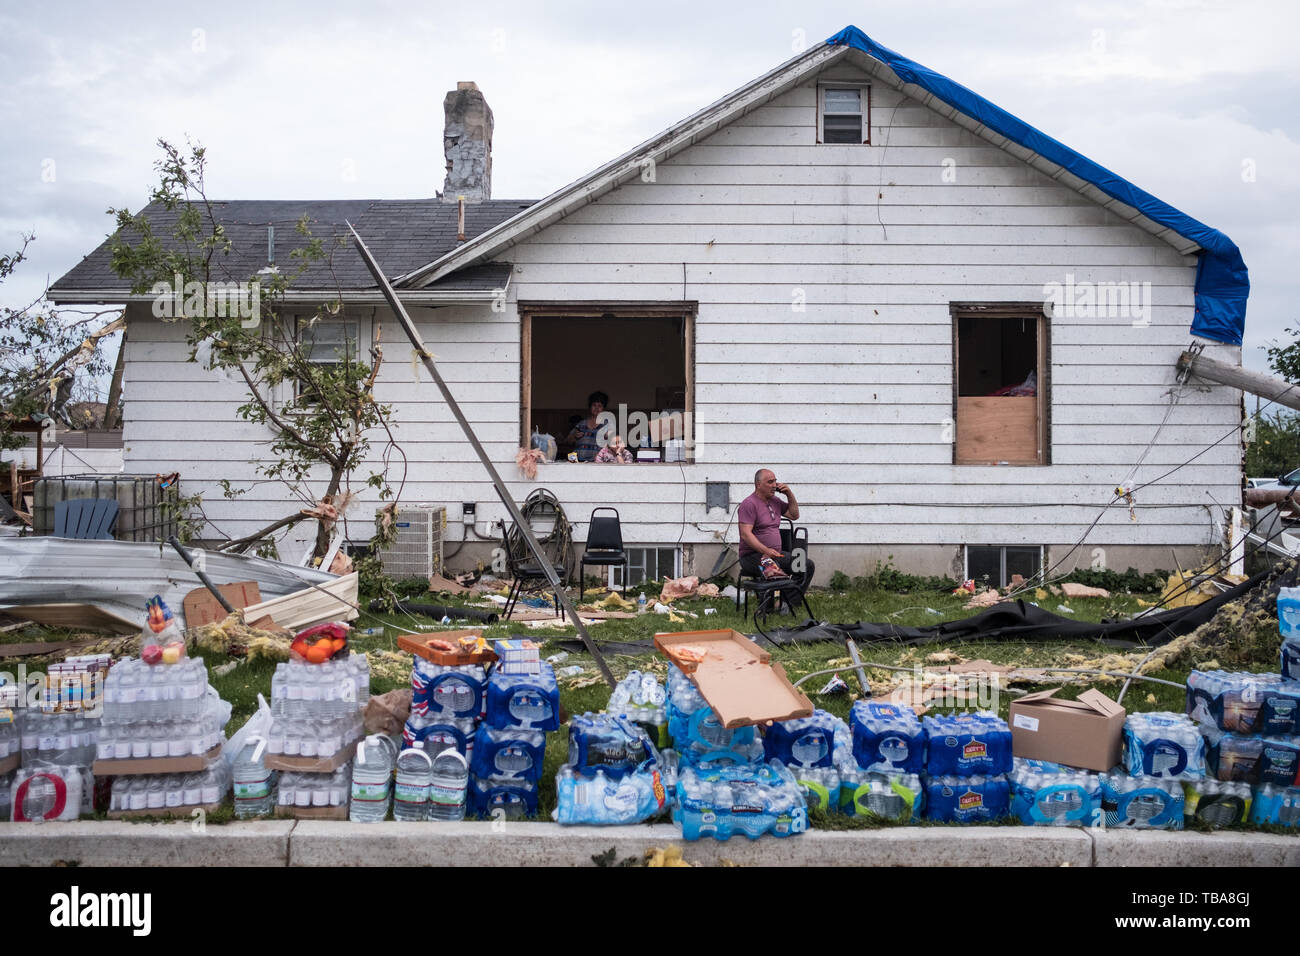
left=955, top=396, right=1040, bottom=465
left=239, top=572, right=359, bottom=631
left=0, top=639, right=95, bottom=658
left=182, top=582, right=262, bottom=629
left=520, top=311, right=531, bottom=447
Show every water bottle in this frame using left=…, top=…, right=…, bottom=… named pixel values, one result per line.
left=233, top=737, right=274, bottom=818
left=349, top=734, right=395, bottom=822
left=393, top=747, right=433, bottom=821
left=428, top=749, right=468, bottom=821
left=637, top=593, right=647, bottom=614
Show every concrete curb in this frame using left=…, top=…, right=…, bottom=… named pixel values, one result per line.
left=0, top=821, right=294, bottom=867
left=1, top=820, right=1293, bottom=866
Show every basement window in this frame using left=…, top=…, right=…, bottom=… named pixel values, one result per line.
left=610, top=547, right=680, bottom=589
left=952, top=303, right=1050, bottom=466
left=966, top=545, right=1042, bottom=590
left=819, top=85, right=870, bottom=144
left=520, top=304, right=695, bottom=463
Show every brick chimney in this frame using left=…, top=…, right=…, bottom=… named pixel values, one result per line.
left=442, top=81, right=493, bottom=202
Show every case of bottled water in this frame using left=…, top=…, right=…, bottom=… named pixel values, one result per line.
left=1123, top=712, right=1206, bottom=779
left=484, top=663, right=560, bottom=731
left=23, top=710, right=101, bottom=766
left=275, top=767, right=350, bottom=813
left=1098, top=771, right=1184, bottom=829
left=1185, top=669, right=1300, bottom=735
left=411, top=659, right=486, bottom=720
left=566, top=713, right=650, bottom=779
left=792, top=766, right=840, bottom=812
left=606, top=670, right=669, bottom=747
left=674, top=760, right=808, bottom=841
left=1283, top=638, right=1300, bottom=683
left=922, top=712, right=1012, bottom=777
left=665, top=665, right=760, bottom=766
left=1250, top=783, right=1300, bottom=826
left=923, top=774, right=1010, bottom=823
left=1201, top=726, right=1299, bottom=786
left=1009, top=758, right=1100, bottom=826
left=11, top=766, right=85, bottom=822
left=837, top=769, right=924, bottom=822
left=470, top=724, right=547, bottom=783
left=553, top=764, right=669, bottom=825
left=468, top=775, right=538, bottom=820
left=850, top=700, right=927, bottom=774
left=108, top=763, right=232, bottom=813
left=403, top=715, right=477, bottom=759
left=763, top=709, right=848, bottom=769
left=1277, top=586, right=1300, bottom=641
left=1181, top=777, right=1251, bottom=827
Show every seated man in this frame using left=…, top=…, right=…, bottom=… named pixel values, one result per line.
left=738, top=469, right=814, bottom=594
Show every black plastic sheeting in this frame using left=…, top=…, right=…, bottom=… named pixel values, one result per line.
left=763, top=568, right=1269, bottom=649
left=554, top=567, right=1272, bottom=656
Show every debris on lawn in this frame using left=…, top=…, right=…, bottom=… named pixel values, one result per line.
left=1060, top=582, right=1111, bottom=599
left=964, top=589, right=1001, bottom=609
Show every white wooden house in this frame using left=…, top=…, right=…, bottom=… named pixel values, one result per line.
left=51, top=27, right=1250, bottom=587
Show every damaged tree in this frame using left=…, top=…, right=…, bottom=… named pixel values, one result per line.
left=107, top=140, right=403, bottom=563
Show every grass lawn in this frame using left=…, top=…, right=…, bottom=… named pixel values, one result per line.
left=1, top=576, right=1289, bottom=833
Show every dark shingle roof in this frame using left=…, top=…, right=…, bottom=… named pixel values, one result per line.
left=49, top=198, right=535, bottom=296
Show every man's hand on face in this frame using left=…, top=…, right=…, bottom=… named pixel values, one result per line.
left=775, top=482, right=791, bottom=496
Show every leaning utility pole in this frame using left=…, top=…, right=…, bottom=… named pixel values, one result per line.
left=348, top=224, right=615, bottom=687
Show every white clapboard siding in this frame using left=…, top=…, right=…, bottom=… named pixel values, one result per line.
left=120, top=66, right=1242, bottom=563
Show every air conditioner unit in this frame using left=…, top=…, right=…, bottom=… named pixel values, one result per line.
left=378, top=504, right=445, bottom=578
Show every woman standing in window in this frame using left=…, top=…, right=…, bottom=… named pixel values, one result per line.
left=564, top=390, right=609, bottom=462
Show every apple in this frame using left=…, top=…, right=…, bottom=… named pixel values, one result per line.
left=162, top=644, right=182, bottom=665
left=142, top=644, right=162, bottom=665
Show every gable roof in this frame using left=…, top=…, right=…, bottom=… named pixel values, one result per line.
left=49, top=198, right=531, bottom=304
left=400, top=25, right=1248, bottom=346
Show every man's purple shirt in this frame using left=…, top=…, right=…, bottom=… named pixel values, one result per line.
left=737, top=492, right=788, bottom=557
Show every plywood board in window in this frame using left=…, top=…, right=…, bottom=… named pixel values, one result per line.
left=955, top=396, right=1038, bottom=465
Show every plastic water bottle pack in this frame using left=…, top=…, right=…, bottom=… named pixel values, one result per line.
left=108, top=764, right=228, bottom=813
left=471, top=724, right=547, bottom=783
left=1250, top=783, right=1300, bottom=826
left=468, top=773, right=538, bottom=820
left=1201, top=726, right=1299, bottom=786
left=276, top=767, right=350, bottom=811
left=566, top=713, right=650, bottom=779
left=411, top=659, right=486, bottom=720
left=763, top=709, right=849, bottom=769
left=1098, top=772, right=1184, bottom=829
left=606, top=670, right=669, bottom=748
left=837, top=769, right=924, bottom=822
left=923, top=774, right=1010, bottom=823
left=1123, top=712, right=1206, bottom=779
left=22, top=711, right=100, bottom=766
left=103, top=657, right=209, bottom=721
left=265, top=712, right=362, bottom=760
left=1185, top=670, right=1300, bottom=735
left=792, top=766, right=840, bottom=812
left=1009, top=759, right=1100, bottom=827
left=665, top=665, right=761, bottom=766
left=553, top=764, right=668, bottom=825
left=11, top=765, right=93, bottom=822
left=485, top=663, right=560, bottom=732
left=850, top=700, right=927, bottom=774
left=403, top=714, right=477, bottom=759
left=673, top=760, right=808, bottom=841
left=271, top=657, right=370, bottom=718
left=1181, top=777, right=1252, bottom=827
left=922, top=712, right=1012, bottom=777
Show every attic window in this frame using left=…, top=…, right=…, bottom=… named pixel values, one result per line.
left=819, top=85, right=870, bottom=144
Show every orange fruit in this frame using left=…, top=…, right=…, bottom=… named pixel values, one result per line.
left=305, top=644, right=330, bottom=664
left=331, top=637, right=347, bottom=653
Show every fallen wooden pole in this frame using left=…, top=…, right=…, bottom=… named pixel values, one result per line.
left=347, top=223, right=616, bottom=688
left=1178, top=350, right=1300, bottom=413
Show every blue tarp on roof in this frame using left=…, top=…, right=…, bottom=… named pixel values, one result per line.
left=827, top=26, right=1248, bottom=346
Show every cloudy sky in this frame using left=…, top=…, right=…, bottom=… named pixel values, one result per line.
left=1, top=0, right=1296, bottom=377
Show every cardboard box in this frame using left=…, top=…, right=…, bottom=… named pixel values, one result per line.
left=653, top=629, right=812, bottom=729
left=398, top=630, right=497, bottom=666
left=264, top=737, right=359, bottom=774
left=274, top=803, right=349, bottom=820
left=1009, top=688, right=1125, bottom=771
left=92, top=743, right=223, bottom=777
left=108, top=801, right=222, bottom=820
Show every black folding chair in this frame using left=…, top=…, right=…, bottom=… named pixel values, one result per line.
left=735, top=517, right=815, bottom=636
left=579, top=507, right=629, bottom=597
left=500, top=521, right=567, bottom=621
